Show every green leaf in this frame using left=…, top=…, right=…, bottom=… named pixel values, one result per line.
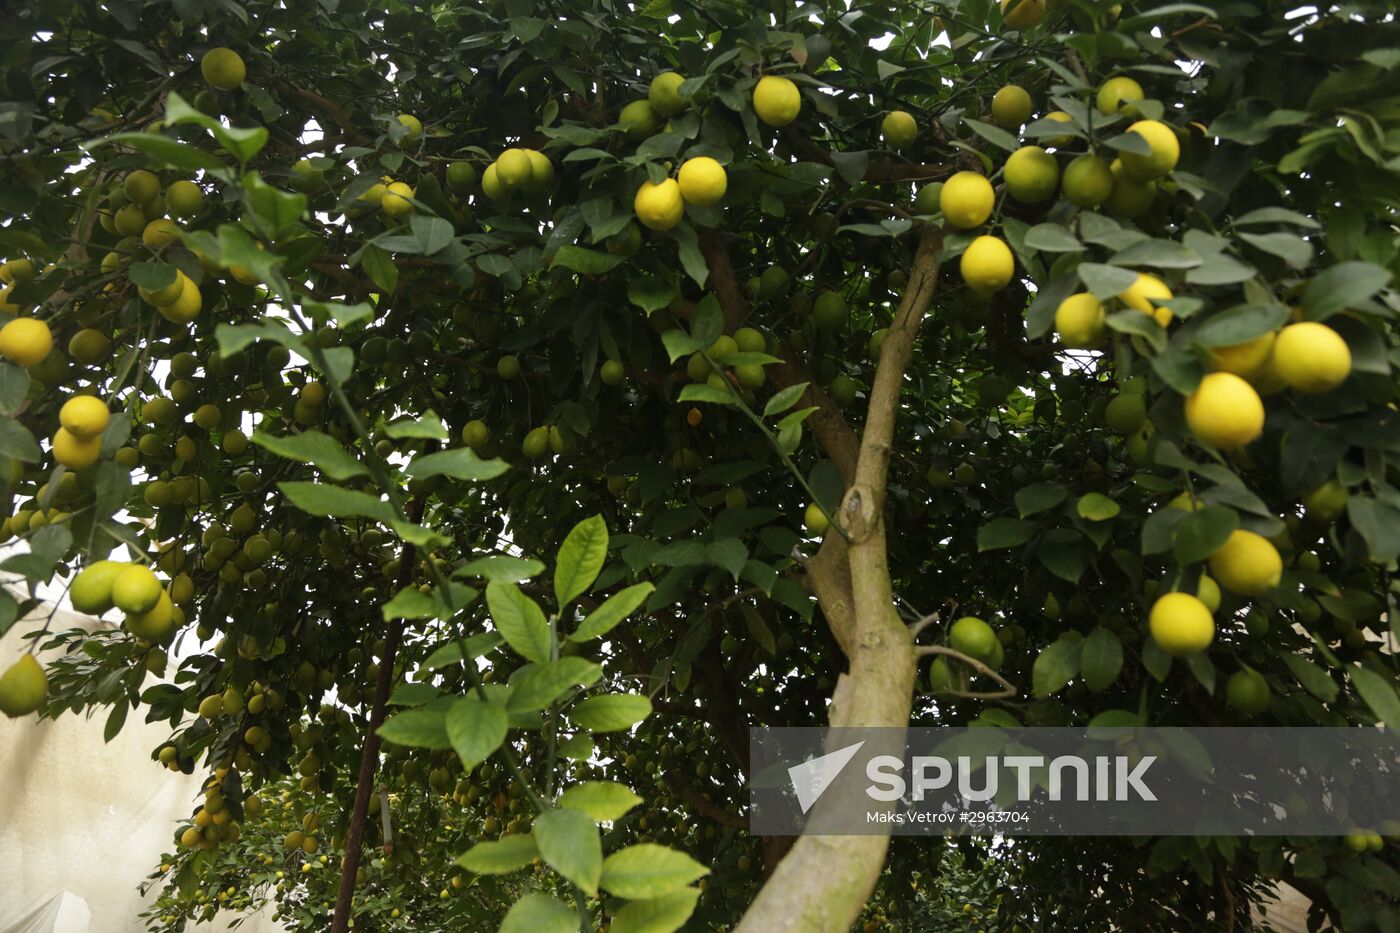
left=554, top=244, right=625, bottom=274
left=0, top=417, right=40, bottom=463
left=1193, top=304, right=1289, bottom=348
left=1077, top=493, right=1121, bottom=521
left=1024, top=223, right=1083, bottom=253
left=977, top=517, right=1036, bottom=551
left=242, top=171, right=306, bottom=239
left=411, top=214, right=455, bottom=254
left=1282, top=653, right=1338, bottom=703
left=1346, top=498, right=1400, bottom=563
left=1172, top=505, right=1237, bottom=564
left=1301, top=261, right=1392, bottom=321
left=1077, top=262, right=1140, bottom=298
left=569, top=693, right=652, bottom=732
left=85, top=133, right=227, bottom=172
left=1109, top=239, right=1202, bottom=270
left=384, top=410, right=448, bottom=440
left=506, top=658, right=603, bottom=712
left=1234, top=207, right=1320, bottom=229
left=555, top=514, right=609, bottom=607
left=559, top=781, right=643, bottom=822
left=1351, top=666, right=1400, bottom=726
left=128, top=261, right=177, bottom=291
left=534, top=807, right=602, bottom=894
left=251, top=430, right=367, bottom=481
left=499, top=894, right=577, bottom=933
left=570, top=582, right=654, bottom=642
left=1238, top=231, right=1313, bottom=270
left=1015, top=483, right=1067, bottom=517
left=377, top=708, right=451, bottom=749
left=763, top=383, right=809, bottom=417
left=422, top=632, right=502, bottom=670
left=382, top=586, right=440, bottom=621
left=165, top=92, right=268, bottom=162
left=456, top=833, right=538, bottom=874
left=627, top=276, right=678, bottom=313
left=1081, top=628, right=1124, bottom=692
left=406, top=447, right=509, bottom=481
left=601, top=843, right=710, bottom=899
left=486, top=581, right=552, bottom=663
left=1032, top=638, right=1082, bottom=697
left=610, top=889, right=702, bottom=933
left=677, top=384, right=736, bottom=405
left=962, top=117, right=1019, bottom=152
left=360, top=242, right=398, bottom=294
left=457, top=556, right=546, bottom=583
left=278, top=481, right=394, bottom=524
left=446, top=697, right=508, bottom=770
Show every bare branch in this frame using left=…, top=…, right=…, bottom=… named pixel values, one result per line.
left=914, top=645, right=1017, bottom=700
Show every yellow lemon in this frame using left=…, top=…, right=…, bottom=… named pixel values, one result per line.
left=1185, top=372, right=1264, bottom=449
left=1120, top=120, right=1180, bottom=181
left=649, top=72, right=689, bottom=118
left=1271, top=322, right=1351, bottom=393
left=1206, top=332, right=1276, bottom=382
left=677, top=157, right=727, bottom=206
left=1119, top=273, right=1174, bottom=325
left=60, top=395, right=110, bottom=439
left=0, top=317, right=52, bottom=367
left=0, top=259, right=36, bottom=283
left=161, top=276, right=201, bottom=324
left=0, top=654, right=47, bottom=717
left=960, top=236, right=1014, bottom=292
left=201, top=48, right=246, bottom=91
left=481, top=163, right=506, bottom=201
left=142, top=218, right=181, bottom=249
left=1055, top=293, right=1105, bottom=349
left=114, top=204, right=146, bottom=237
left=70, top=560, right=123, bottom=615
left=1004, top=146, right=1059, bottom=203
left=1208, top=529, right=1283, bottom=595
left=125, top=589, right=175, bottom=641
left=138, top=268, right=186, bottom=306
left=396, top=114, right=422, bottom=141
left=633, top=179, right=684, bottom=231
left=939, top=171, right=995, bottom=229
left=991, top=85, right=1032, bottom=129
left=523, top=150, right=554, bottom=192
left=112, top=564, right=162, bottom=614
left=881, top=110, right=918, bottom=149
left=1043, top=110, right=1075, bottom=147
left=124, top=170, right=159, bottom=206
left=496, top=149, right=534, bottom=189
left=804, top=502, right=830, bottom=536
left=1148, top=592, right=1214, bottom=657
left=166, top=180, right=203, bottom=218
left=1062, top=154, right=1114, bottom=208
left=52, top=427, right=103, bottom=470
left=1097, top=75, right=1144, bottom=115
left=753, top=75, right=801, bottom=127
left=380, top=182, right=414, bottom=218
left=1000, top=0, right=1046, bottom=29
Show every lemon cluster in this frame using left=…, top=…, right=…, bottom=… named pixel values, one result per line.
left=482, top=148, right=555, bottom=201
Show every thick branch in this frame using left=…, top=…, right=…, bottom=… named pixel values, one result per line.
left=697, top=228, right=749, bottom=332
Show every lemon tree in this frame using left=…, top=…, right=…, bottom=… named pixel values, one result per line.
left=1, top=1, right=1399, bottom=932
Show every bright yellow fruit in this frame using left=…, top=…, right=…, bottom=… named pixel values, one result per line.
left=0, top=259, right=36, bottom=283
left=380, top=182, right=414, bottom=218
left=1055, top=293, right=1105, bottom=349
left=52, top=428, right=102, bottom=469
left=1185, top=372, right=1264, bottom=449
left=881, top=110, right=918, bottom=149
left=161, top=276, right=201, bottom=324
left=939, top=171, right=995, bottom=229
left=396, top=114, right=422, bottom=141
left=1097, top=75, right=1144, bottom=114
left=991, top=85, right=1032, bottom=128
left=142, top=219, right=181, bottom=249
left=0, top=654, right=47, bottom=717
left=496, top=149, right=533, bottom=189
left=1148, top=592, right=1214, bottom=657
left=125, top=589, right=175, bottom=641
left=1004, top=146, right=1058, bottom=203
left=1000, top=0, right=1046, bottom=29
left=1209, top=529, right=1283, bottom=596
left=124, top=170, right=159, bottom=205
left=60, top=395, right=110, bottom=439
left=1206, top=332, right=1276, bottom=382
left=633, top=179, right=684, bottom=231
left=804, top=502, right=830, bottom=536
left=1120, top=120, right=1180, bottom=181
left=753, top=75, right=801, bottom=127
left=71, top=560, right=122, bottom=614
left=139, top=268, right=187, bottom=306
left=1119, top=273, right=1174, bottom=325
left=677, top=157, right=727, bottom=206
left=166, top=180, right=203, bottom=218
left=960, top=236, right=1014, bottom=292
left=481, top=163, right=506, bottom=201
left=1271, top=322, right=1351, bottom=393
left=0, top=317, right=53, bottom=367
left=1062, top=154, right=1114, bottom=207
left=201, top=48, right=246, bottom=91
left=649, top=72, right=689, bottom=118
left=112, top=564, right=162, bottom=614
left=523, top=150, right=554, bottom=192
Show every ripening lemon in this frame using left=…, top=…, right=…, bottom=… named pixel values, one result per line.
left=1055, top=293, right=1105, bottom=349
left=1118, top=273, right=1174, bottom=325
left=1209, top=530, right=1282, bottom=596
left=124, top=170, right=159, bottom=206
left=396, top=114, right=422, bottom=142
left=70, top=560, right=123, bottom=615
left=753, top=75, right=801, bottom=127
left=201, top=48, right=246, bottom=91
left=1120, top=120, right=1180, bottom=181
left=1004, top=146, right=1059, bottom=203
left=1000, top=0, right=1045, bottom=29
left=160, top=276, right=201, bottom=324
left=1302, top=479, right=1348, bottom=523
left=1271, top=322, right=1351, bottom=393
left=1148, top=592, right=1214, bottom=657
left=960, top=236, right=1014, bottom=292
left=142, top=219, right=181, bottom=249
left=949, top=616, right=998, bottom=660
left=112, top=564, right=163, bottom=614
left=1185, top=372, right=1264, bottom=449
left=138, top=268, right=186, bottom=306
left=1205, top=331, right=1276, bottom=382
left=0, top=317, right=53, bottom=367
left=1044, top=110, right=1075, bottom=147
left=649, top=72, right=688, bottom=117
left=1195, top=574, right=1222, bottom=613
left=445, top=161, right=476, bottom=192
left=677, top=157, right=727, bottom=206
left=125, top=589, right=174, bottom=641
left=804, top=502, right=830, bottom=536
left=1104, top=159, right=1156, bottom=218
left=52, top=427, right=102, bottom=469
left=166, top=180, right=203, bottom=218
left=882, top=110, right=918, bottom=149
left=496, top=149, right=534, bottom=189
left=481, top=163, right=506, bottom=201
left=1227, top=668, right=1271, bottom=715
left=1062, top=154, right=1114, bottom=207
left=991, top=85, right=1032, bottom=129
left=619, top=99, right=660, bottom=138
left=0, top=654, right=47, bottom=717
left=60, top=395, right=110, bottom=439
left=521, top=426, right=550, bottom=459
left=380, top=182, right=414, bottom=218
left=523, top=150, right=554, bottom=192
left=939, top=171, right=995, bottom=229
left=633, top=179, right=684, bottom=231
left=1096, top=75, right=1144, bottom=115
